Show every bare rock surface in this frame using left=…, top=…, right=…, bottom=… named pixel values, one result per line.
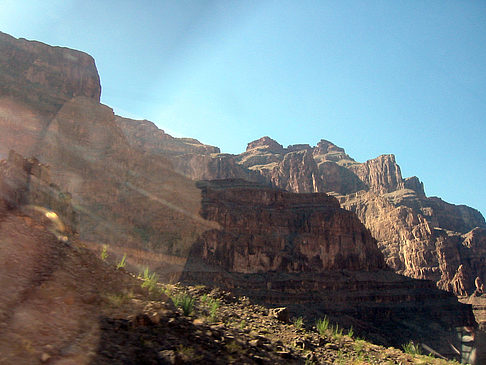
left=0, top=31, right=100, bottom=114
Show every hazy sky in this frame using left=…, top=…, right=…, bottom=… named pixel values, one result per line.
left=1, top=0, right=485, bottom=215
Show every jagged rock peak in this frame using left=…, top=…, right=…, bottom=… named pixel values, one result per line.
left=404, top=176, right=425, bottom=196
left=350, top=154, right=404, bottom=194
left=314, top=139, right=346, bottom=154
left=0, top=31, right=101, bottom=113
left=246, top=136, right=285, bottom=153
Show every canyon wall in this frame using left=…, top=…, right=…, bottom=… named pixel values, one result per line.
left=118, top=123, right=486, bottom=297
left=180, top=180, right=476, bottom=355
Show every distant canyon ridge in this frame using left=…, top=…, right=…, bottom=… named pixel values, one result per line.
left=116, top=118, right=486, bottom=298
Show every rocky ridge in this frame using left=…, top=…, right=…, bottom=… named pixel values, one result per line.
left=118, top=123, right=486, bottom=298
left=0, top=31, right=100, bottom=115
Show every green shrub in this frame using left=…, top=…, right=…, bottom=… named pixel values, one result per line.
left=140, top=267, right=159, bottom=293
left=401, top=340, right=422, bottom=355
left=208, top=298, right=220, bottom=321
left=293, top=316, right=304, bottom=329
left=100, top=245, right=108, bottom=261
left=316, top=316, right=330, bottom=336
left=173, top=293, right=195, bottom=316
left=331, top=324, right=344, bottom=339
left=116, top=253, right=127, bottom=269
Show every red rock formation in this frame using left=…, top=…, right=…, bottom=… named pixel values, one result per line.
left=192, top=179, right=385, bottom=273
left=0, top=31, right=100, bottom=114
left=349, top=154, right=404, bottom=194
left=115, top=116, right=220, bottom=156
left=270, top=150, right=324, bottom=193
left=0, top=33, right=212, bottom=269
left=228, top=137, right=486, bottom=297
left=246, top=136, right=285, bottom=154
left=113, top=119, right=486, bottom=297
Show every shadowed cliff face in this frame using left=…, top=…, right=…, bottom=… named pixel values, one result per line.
left=180, top=180, right=476, bottom=357
left=188, top=179, right=385, bottom=273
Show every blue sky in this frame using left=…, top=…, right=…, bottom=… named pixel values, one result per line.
left=1, top=0, right=485, bottom=216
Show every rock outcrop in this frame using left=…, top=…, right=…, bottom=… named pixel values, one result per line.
left=229, top=137, right=486, bottom=298
left=115, top=116, right=220, bottom=156
left=0, top=31, right=100, bottom=114
left=181, top=180, right=476, bottom=356
left=349, top=154, right=404, bottom=194
left=191, top=179, right=385, bottom=273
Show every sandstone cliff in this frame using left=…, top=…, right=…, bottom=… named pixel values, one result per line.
left=0, top=31, right=100, bottom=114
left=229, top=137, right=486, bottom=298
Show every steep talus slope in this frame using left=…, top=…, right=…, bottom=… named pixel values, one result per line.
left=180, top=180, right=476, bottom=357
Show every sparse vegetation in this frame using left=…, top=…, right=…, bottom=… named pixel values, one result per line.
left=331, top=323, right=344, bottom=340
left=401, top=340, right=422, bottom=355
left=140, top=267, right=159, bottom=294
left=172, top=293, right=195, bottom=316
left=100, top=244, right=108, bottom=261
left=293, top=316, right=304, bottom=329
left=316, top=316, right=330, bottom=336
left=116, top=253, right=127, bottom=269
left=104, top=291, right=134, bottom=307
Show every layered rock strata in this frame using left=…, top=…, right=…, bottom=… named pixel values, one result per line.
left=119, top=124, right=486, bottom=297
left=181, top=180, right=477, bottom=357
left=0, top=31, right=100, bottom=115
left=236, top=137, right=485, bottom=297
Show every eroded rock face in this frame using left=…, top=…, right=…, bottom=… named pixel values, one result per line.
left=0, top=32, right=100, bottom=114
left=115, top=117, right=486, bottom=297
left=115, top=116, right=220, bottom=156
left=181, top=180, right=476, bottom=356
left=349, top=154, right=404, bottom=194
left=270, top=150, right=324, bottom=193
left=233, top=137, right=486, bottom=297
left=190, top=180, right=385, bottom=273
